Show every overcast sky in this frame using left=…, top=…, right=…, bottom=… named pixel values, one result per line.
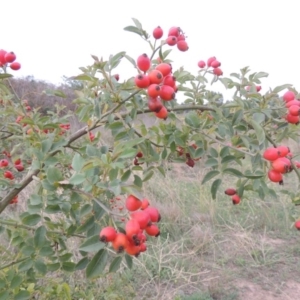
left=2, top=1, right=299, bottom=98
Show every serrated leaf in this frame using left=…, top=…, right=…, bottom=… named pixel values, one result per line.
left=205, top=158, right=219, bottom=167
left=41, top=138, right=53, bottom=154
left=14, top=290, right=30, bottom=300
left=44, top=89, right=66, bottom=98
left=249, top=119, right=265, bottom=145
left=22, top=214, right=41, bottom=226
left=232, top=109, right=243, bottom=126
left=74, top=74, right=96, bottom=81
left=118, top=148, right=137, bottom=159
left=133, top=175, right=143, bottom=188
left=273, top=84, right=292, bottom=93
left=109, top=256, right=122, bottom=273
left=221, top=155, right=238, bottom=164
left=69, top=174, right=85, bottom=185
left=34, top=226, right=47, bottom=248
left=0, top=291, right=9, bottom=300
left=71, top=153, right=85, bottom=172
left=253, top=112, right=265, bottom=124
left=86, top=249, right=108, bottom=278
left=10, top=275, right=22, bottom=289
left=211, top=179, right=222, bottom=200
left=79, top=235, right=105, bottom=253
left=0, top=73, right=13, bottom=79
left=124, top=254, right=133, bottom=269
left=223, top=168, right=243, bottom=177
left=62, top=262, right=76, bottom=272
left=47, top=166, right=63, bottom=184
left=123, top=26, right=142, bottom=36
left=76, top=257, right=89, bottom=271
left=143, top=170, right=154, bottom=182
left=201, top=170, right=220, bottom=184
left=34, top=259, right=47, bottom=275
left=243, top=174, right=264, bottom=179
left=18, top=259, right=33, bottom=272
left=121, top=169, right=131, bottom=182
left=185, top=111, right=200, bottom=128
left=47, top=263, right=60, bottom=271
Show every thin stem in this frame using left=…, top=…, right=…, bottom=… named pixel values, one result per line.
left=0, top=219, right=86, bottom=238
left=0, top=257, right=30, bottom=271
left=202, top=132, right=256, bottom=157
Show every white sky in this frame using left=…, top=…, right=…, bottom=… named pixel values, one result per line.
left=2, top=1, right=299, bottom=99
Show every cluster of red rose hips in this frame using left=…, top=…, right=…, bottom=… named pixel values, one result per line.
left=0, top=152, right=26, bottom=204
left=134, top=54, right=178, bottom=120
left=176, top=143, right=200, bottom=168
left=99, top=194, right=161, bottom=257
left=0, top=49, right=21, bottom=70
left=133, top=151, right=143, bottom=166
left=198, top=56, right=223, bottom=76
left=263, top=145, right=298, bottom=184
left=224, top=188, right=241, bottom=205
left=282, top=90, right=300, bottom=124
left=153, top=26, right=189, bottom=52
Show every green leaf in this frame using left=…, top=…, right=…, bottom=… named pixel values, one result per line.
left=0, top=291, right=9, bottom=300
left=18, top=259, right=33, bottom=272
left=201, top=170, right=220, bottom=184
left=273, top=84, right=292, bottom=93
left=79, top=235, right=105, bottom=253
left=34, top=259, right=47, bottom=275
left=44, top=89, right=67, bottom=98
left=74, top=74, right=96, bottom=81
left=14, top=290, right=30, bottom=300
left=143, top=170, right=154, bottom=182
left=62, top=262, right=76, bottom=272
left=109, top=256, right=122, bottom=273
left=123, top=26, right=142, bottom=36
left=0, top=73, right=13, bottom=79
left=47, top=263, right=60, bottom=272
left=22, top=214, right=41, bottom=226
left=39, top=246, right=54, bottom=257
left=86, top=249, right=108, bottom=279
left=132, top=18, right=142, bottom=29
left=205, top=158, right=219, bottom=167
left=185, top=111, right=200, bottom=128
left=243, top=174, right=264, bottom=179
left=221, top=155, right=238, bottom=164
left=133, top=175, right=142, bottom=188
left=232, top=109, right=243, bottom=126
left=121, top=170, right=131, bottom=182
left=69, top=174, right=85, bottom=185
left=72, top=153, right=85, bottom=172
left=253, top=112, right=265, bottom=124
left=118, top=148, right=137, bottom=159
left=10, top=275, right=23, bottom=289
left=47, top=166, right=63, bottom=184
left=75, top=257, right=90, bottom=271
left=21, top=245, right=35, bottom=256
left=125, top=254, right=133, bottom=269
left=34, top=226, right=47, bottom=248
left=250, top=119, right=265, bottom=145
left=42, top=138, right=53, bottom=154
left=211, top=179, right=222, bottom=200
left=223, top=168, right=243, bottom=177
